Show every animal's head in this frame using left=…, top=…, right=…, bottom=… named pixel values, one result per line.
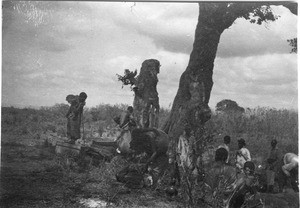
left=116, top=130, right=134, bottom=154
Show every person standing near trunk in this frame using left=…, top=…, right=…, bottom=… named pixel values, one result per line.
left=119, top=106, right=136, bottom=130
left=66, top=92, right=87, bottom=144
left=266, top=139, right=280, bottom=193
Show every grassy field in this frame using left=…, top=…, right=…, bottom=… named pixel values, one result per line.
left=1, top=105, right=299, bottom=207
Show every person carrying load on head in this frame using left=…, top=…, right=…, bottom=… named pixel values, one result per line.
left=65, top=92, right=87, bottom=144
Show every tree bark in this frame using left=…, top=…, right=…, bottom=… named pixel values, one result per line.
left=163, top=3, right=236, bottom=142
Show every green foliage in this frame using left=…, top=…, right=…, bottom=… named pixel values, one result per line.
left=241, top=5, right=278, bottom=25
left=287, top=38, right=297, bottom=53
left=250, top=6, right=277, bottom=24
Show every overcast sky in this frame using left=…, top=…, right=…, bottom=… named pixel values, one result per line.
left=2, top=1, right=298, bottom=110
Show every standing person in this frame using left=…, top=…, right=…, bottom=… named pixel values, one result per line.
left=119, top=106, right=136, bottom=130
left=114, top=106, right=136, bottom=152
left=236, top=139, right=251, bottom=172
left=217, top=135, right=231, bottom=164
left=66, top=92, right=87, bottom=144
left=177, top=126, right=196, bottom=170
left=66, top=94, right=77, bottom=140
left=266, top=139, right=280, bottom=193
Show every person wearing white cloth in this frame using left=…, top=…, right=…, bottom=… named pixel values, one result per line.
left=282, top=152, right=298, bottom=177
left=236, top=138, right=251, bottom=171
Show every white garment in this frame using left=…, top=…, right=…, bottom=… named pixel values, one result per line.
left=236, top=147, right=251, bottom=169
left=282, top=153, right=298, bottom=176
left=177, top=135, right=192, bottom=168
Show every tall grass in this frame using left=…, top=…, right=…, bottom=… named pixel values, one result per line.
left=206, top=107, right=298, bottom=161
left=1, top=104, right=298, bottom=207
left=2, top=105, right=298, bottom=159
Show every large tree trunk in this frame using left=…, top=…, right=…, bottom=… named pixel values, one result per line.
left=163, top=3, right=237, bottom=158
left=163, top=1, right=297, bottom=159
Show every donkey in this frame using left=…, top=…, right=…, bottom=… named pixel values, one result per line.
left=116, top=127, right=170, bottom=165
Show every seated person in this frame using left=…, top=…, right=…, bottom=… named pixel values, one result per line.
left=205, top=148, right=237, bottom=207
left=230, top=161, right=264, bottom=208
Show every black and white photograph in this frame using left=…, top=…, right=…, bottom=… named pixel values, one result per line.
left=1, top=1, right=298, bottom=207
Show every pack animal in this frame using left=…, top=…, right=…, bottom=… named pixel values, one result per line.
left=117, top=128, right=169, bottom=164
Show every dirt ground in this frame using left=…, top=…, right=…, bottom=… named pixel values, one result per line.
left=1, top=133, right=299, bottom=208
left=0, top=134, right=182, bottom=208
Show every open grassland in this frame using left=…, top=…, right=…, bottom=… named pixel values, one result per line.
left=1, top=105, right=298, bottom=207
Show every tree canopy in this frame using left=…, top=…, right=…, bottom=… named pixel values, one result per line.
left=215, top=99, right=245, bottom=113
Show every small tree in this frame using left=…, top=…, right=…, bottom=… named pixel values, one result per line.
left=215, top=99, right=245, bottom=114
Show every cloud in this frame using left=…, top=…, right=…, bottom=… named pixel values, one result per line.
left=109, top=3, right=297, bottom=57
left=38, top=35, right=73, bottom=52
left=100, top=3, right=297, bottom=57
left=2, top=2, right=297, bottom=110
left=217, top=17, right=295, bottom=57
left=109, top=3, right=198, bottom=54
left=210, top=53, right=297, bottom=109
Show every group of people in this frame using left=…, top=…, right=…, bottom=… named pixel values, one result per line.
left=216, top=136, right=251, bottom=172
left=215, top=135, right=298, bottom=194
left=174, top=128, right=298, bottom=205
left=212, top=136, right=298, bottom=193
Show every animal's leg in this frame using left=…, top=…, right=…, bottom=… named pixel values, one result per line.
left=277, top=173, right=287, bottom=193
left=290, top=178, right=299, bottom=192
left=147, top=151, right=157, bottom=164
left=142, top=152, right=158, bottom=174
